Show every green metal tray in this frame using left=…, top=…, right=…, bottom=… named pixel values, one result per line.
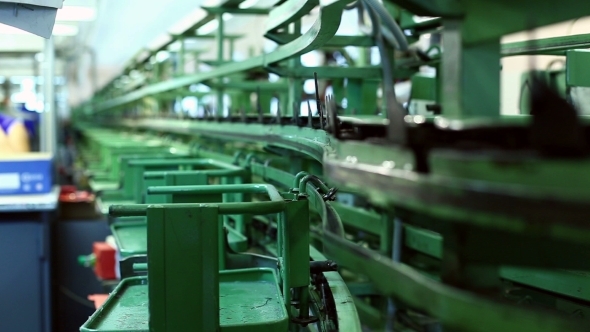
left=80, top=277, right=148, bottom=332
left=89, top=180, right=119, bottom=192
left=80, top=268, right=288, bottom=332
left=110, top=219, right=147, bottom=257
left=219, top=268, right=288, bottom=332
left=110, top=219, right=248, bottom=257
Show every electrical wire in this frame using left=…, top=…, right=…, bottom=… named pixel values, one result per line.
left=362, top=0, right=409, bottom=51
left=357, top=2, right=380, bottom=42
left=59, top=285, right=96, bottom=309
left=546, top=59, right=565, bottom=72
left=567, top=17, right=581, bottom=35
left=518, top=79, right=531, bottom=114
left=362, top=0, right=407, bottom=144
left=355, top=0, right=408, bottom=51
left=362, top=0, right=400, bottom=107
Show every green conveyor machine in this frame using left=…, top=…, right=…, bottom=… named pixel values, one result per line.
left=73, top=0, right=590, bottom=331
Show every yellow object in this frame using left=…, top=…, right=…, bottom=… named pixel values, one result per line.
left=0, top=121, right=30, bottom=153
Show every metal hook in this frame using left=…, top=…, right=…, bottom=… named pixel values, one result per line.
left=313, top=72, right=324, bottom=129
left=325, top=95, right=339, bottom=138
left=307, top=100, right=313, bottom=129
left=292, top=101, right=301, bottom=127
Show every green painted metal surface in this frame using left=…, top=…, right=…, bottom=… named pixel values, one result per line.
left=80, top=270, right=288, bottom=332
left=219, top=269, right=289, bottom=331
left=566, top=50, right=590, bottom=87
left=110, top=220, right=147, bottom=257
left=80, top=277, right=149, bottom=332
left=99, top=183, right=313, bottom=331
left=501, top=268, right=590, bottom=302
left=147, top=205, right=220, bottom=331
left=73, top=0, right=590, bottom=330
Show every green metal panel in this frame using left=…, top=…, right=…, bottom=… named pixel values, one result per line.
left=282, top=199, right=310, bottom=289
left=410, top=73, right=436, bottom=101
left=346, top=79, right=379, bottom=115
left=110, top=219, right=148, bottom=257
left=147, top=205, right=220, bottom=332
left=500, top=268, right=590, bottom=302
left=404, top=225, right=442, bottom=259
left=567, top=50, right=590, bottom=87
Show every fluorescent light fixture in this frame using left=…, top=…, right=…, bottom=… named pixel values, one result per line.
left=168, top=41, right=181, bottom=52
left=169, top=8, right=207, bottom=35
left=136, top=49, right=151, bottom=63
left=53, top=23, right=78, bottom=36
left=56, top=6, right=96, bottom=21
left=197, top=14, right=233, bottom=35
left=197, top=20, right=218, bottom=35
left=156, top=51, right=170, bottom=63
left=148, top=33, right=172, bottom=50
left=239, top=0, right=259, bottom=9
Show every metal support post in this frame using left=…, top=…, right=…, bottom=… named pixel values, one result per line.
left=178, top=37, right=185, bottom=76
left=41, top=37, right=56, bottom=155
left=229, top=38, right=235, bottom=61
left=216, top=13, right=225, bottom=117
left=347, top=79, right=379, bottom=115
left=442, top=20, right=500, bottom=119
left=148, top=205, right=220, bottom=332
left=287, top=20, right=302, bottom=117
left=193, top=51, right=202, bottom=73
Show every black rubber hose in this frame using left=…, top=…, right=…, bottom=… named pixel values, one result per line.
left=344, top=0, right=358, bottom=10
left=358, top=1, right=401, bottom=50
left=363, top=0, right=409, bottom=51
left=363, top=0, right=396, bottom=99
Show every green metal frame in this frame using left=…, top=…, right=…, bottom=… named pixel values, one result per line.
left=73, top=0, right=590, bottom=330
left=108, top=183, right=311, bottom=331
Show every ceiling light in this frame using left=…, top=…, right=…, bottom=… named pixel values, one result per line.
left=168, top=41, right=181, bottom=52
left=169, top=8, right=207, bottom=35
left=156, top=51, right=170, bottom=63
left=148, top=33, right=172, bottom=50
left=197, top=14, right=233, bottom=35
left=56, top=6, right=96, bottom=21
left=197, top=20, right=218, bottom=35
left=239, top=0, right=259, bottom=9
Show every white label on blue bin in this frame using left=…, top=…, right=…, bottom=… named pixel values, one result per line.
left=21, top=172, right=44, bottom=182
left=0, top=173, right=20, bottom=190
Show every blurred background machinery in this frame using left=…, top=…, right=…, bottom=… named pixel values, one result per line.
left=2, top=0, right=590, bottom=332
